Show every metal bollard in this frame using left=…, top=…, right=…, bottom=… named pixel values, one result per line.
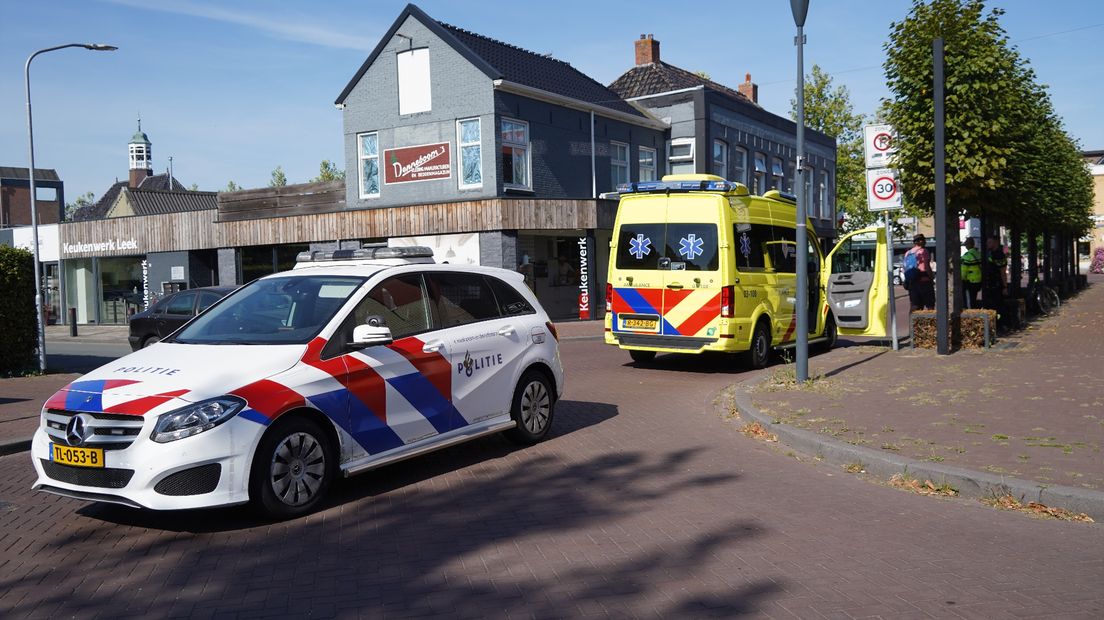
left=68, top=308, right=77, bottom=337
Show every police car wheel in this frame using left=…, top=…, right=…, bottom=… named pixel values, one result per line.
left=504, top=371, right=555, bottom=445
left=629, top=350, right=656, bottom=364
left=250, top=416, right=333, bottom=519
left=745, top=321, right=772, bottom=369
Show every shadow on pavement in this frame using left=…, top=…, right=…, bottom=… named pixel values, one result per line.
left=21, top=400, right=782, bottom=616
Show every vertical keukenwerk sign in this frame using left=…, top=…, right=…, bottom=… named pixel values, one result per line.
left=578, top=235, right=592, bottom=320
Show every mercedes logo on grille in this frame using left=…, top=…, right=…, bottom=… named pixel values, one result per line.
left=65, top=414, right=93, bottom=447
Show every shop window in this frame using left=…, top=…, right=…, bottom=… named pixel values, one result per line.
left=611, top=141, right=629, bottom=189
left=429, top=272, right=500, bottom=328
left=501, top=118, right=531, bottom=190
left=753, top=153, right=767, bottom=194
left=358, top=132, right=379, bottom=198
left=732, top=146, right=747, bottom=185
left=639, top=147, right=657, bottom=182
left=668, top=138, right=694, bottom=174
left=457, top=118, right=482, bottom=189
left=712, top=140, right=727, bottom=178
left=397, top=48, right=431, bottom=115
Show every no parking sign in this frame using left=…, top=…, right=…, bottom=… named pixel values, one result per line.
left=863, top=124, right=897, bottom=168
left=866, top=168, right=902, bottom=211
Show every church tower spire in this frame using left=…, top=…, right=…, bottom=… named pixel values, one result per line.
left=128, top=115, right=152, bottom=188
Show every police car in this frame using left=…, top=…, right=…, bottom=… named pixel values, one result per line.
left=32, top=246, right=563, bottom=519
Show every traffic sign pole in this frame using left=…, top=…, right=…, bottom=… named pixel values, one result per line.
left=885, top=210, right=898, bottom=351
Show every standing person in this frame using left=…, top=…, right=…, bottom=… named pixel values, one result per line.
left=904, top=234, right=934, bottom=311
left=960, top=237, right=982, bottom=308
left=984, top=235, right=1007, bottom=310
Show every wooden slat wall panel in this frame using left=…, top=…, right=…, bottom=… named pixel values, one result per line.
left=61, top=198, right=604, bottom=257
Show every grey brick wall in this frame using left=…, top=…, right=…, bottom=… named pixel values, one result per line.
left=342, top=15, right=497, bottom=210
left=216, top=248, right=237, bottom=286
left=478, top=230, right=518, bottom=268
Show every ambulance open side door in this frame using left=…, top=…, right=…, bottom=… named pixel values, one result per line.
left=820, top=226, right=889, bottom=337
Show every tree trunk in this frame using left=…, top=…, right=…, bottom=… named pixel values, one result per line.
left=1010, top=225, right=1022, bottom=297
left=1028, top=231, right=1039, bottom=283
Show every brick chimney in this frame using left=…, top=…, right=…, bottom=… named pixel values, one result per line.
left=635, top=34, right=660, bottom=66
left=738, top=73, right=758, bottom=104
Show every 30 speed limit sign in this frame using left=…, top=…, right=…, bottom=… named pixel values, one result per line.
left=866, top=168, right=902, bottom=211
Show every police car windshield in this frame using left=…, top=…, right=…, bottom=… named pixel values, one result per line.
left=172, top=275, right=365, bottom=345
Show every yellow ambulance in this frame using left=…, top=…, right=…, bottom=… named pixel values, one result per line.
left=604, top=174, right=889, bottom=367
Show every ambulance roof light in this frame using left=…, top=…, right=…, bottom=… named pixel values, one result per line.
left=295, top=245, right=435, bottom=263
left=613, top=180, right=748, bottom=195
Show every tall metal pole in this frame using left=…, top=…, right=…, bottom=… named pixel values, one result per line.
left=933, top=38, right=949, bottom=354
left=24, top=43, right=118, bottom=372
left=792, top=0, right=810, bottom=381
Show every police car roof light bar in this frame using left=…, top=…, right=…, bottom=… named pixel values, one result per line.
left=295, top=245, right=435, bottom=263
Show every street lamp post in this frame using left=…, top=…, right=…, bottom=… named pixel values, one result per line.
left=791, top=0, right=810, bottom=382
left=25, top=43, right=117, bottom=372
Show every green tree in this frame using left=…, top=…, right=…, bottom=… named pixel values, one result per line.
left=311, top=160, right=345, bottom=183
left=188, top=183, right=199, bottom=191
left=269, top=165, right=288, bottom=187
left=791, top=64, right=873, bottom=232
left=64, top=191, right=95, bottom=220
left=225, top=180, right=241, bottom=192
left=883, top=0, right=1025, bottom=219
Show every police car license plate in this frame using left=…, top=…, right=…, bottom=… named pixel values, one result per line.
left=51, top=443, right=104, bottom=468
left=621, top=317, right=658, bottom=332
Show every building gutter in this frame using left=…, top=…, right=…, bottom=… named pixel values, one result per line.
left=493, top=79, right=668, bottom=131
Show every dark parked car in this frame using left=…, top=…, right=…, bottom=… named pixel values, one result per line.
left=128, top=286, right=236, bottom=350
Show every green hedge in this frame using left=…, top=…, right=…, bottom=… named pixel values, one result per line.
left=0, top=246, right=38, bottom=375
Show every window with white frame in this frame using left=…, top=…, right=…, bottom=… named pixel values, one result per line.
left=457, top=118, right=482, bottom=188
left=501, top=118, right=530, bottom=189
left=804, top=169, right=815, bottom=218
left=732, top=146, right=747, bottom=186
left=639, top=146, right=657, bottom=182
left=668, top=138, right=695, bottom=174
left=358, top=132, right=380, bottom=198
left=712, top=140, right=727, bottom=178
left=397, top=48, right=431, bottom=115
left=753, top=153, right=767, bottom=194
left=611, top=141, right=630, bottom=189
left=819, top=171, right=829, bottom=220
left=771, top=157, right=785, bottom=190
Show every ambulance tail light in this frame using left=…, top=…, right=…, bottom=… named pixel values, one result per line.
left=606, top=283, right=613, bottom=313
left=721, top=285, right=735, bottom=318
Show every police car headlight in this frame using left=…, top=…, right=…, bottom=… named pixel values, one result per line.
left=151, top=397, right=245, bottom=443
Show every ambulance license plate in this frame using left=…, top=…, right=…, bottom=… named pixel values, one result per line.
left=51, top=443, right=105, bottom=468
left=621, top=317, right=658, bottom=331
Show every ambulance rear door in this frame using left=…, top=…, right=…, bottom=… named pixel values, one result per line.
left=609, top=196, right=670, bottom=338
left=657, top=194, right=723, bottom=342
left=821, top=227, right=889, bottom=337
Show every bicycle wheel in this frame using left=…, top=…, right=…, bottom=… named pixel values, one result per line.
left=1045, top=287, right=1060, bottom=312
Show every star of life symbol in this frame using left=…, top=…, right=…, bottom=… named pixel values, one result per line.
left=628, top=234, right=652, bottom=260
left=679, top=234, right=704, bottom=260
left=739, top=232, right=752, bottom=260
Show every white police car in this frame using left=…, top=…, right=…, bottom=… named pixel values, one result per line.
left=32, top=246, right=564, bottom=518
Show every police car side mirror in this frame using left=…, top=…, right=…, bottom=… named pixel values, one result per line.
left=350, top=318, right=393, bottom=348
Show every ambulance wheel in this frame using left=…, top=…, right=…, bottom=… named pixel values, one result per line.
left=629, top=350, right=656, bottom=364
left=250, top=416, right=334, bottom=519
left=820, top=314, right=838, bottom=352
left=505, top=371, right=555, bottom=445
left=744, top=320, right=772, bottom=369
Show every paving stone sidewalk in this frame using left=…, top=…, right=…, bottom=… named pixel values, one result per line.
left=749, top=275, right=1104, bottom=494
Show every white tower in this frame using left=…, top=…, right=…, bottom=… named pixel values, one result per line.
left=128, top=116, right=152, bottom=187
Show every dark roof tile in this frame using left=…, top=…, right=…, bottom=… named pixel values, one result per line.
left=127, top=189, right=216, bottom=215
left=609, top=61, right=755, bottom=108
left=0, top=167, right=61, bottom=182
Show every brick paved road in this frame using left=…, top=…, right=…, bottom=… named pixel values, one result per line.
left=1, top=339, right=1102, bottom=618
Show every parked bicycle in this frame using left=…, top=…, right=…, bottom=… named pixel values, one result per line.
left=1024, top=277, right=1060, bottom=316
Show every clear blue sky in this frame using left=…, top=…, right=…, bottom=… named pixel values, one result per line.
left=2, top=0, right=1101, bottom=203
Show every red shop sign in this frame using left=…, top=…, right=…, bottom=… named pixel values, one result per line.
left=383, top=142, right=452, bottom=184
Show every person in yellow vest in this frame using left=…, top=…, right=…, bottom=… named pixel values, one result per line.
left=960, top=237, right=982, bottom=308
